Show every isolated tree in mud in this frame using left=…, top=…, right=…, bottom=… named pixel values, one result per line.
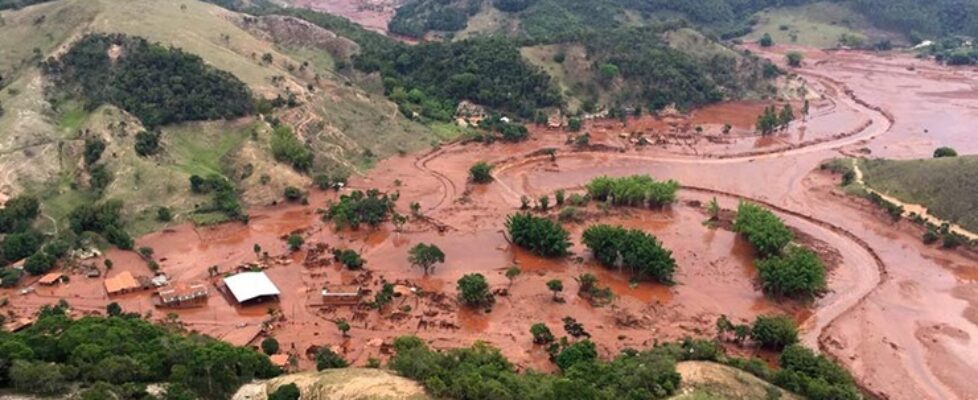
left=505, top=213, right=571, bottom=258
left=457, top=273, right=494, bottom=307
left=469, top=161, right=493, bottom=183
left=336, top=319, right=351, bottom=338
left=408, top=243, right=445, bottom=275
left=505, top=266, right=521, bottom=287
left=530, top=323, right=555, bottom=344
left=546, top=279, right=563, bottom=301
left=286, top=234, right=304, bottom=251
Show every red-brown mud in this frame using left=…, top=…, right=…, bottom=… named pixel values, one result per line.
left=2, top=43, right=976, bottom=399
left=287, top=0, right=403, bottom=35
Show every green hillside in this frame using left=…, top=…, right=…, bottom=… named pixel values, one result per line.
left=0, top=0, right=449, bottom=235
left=861, top=156, right=978, bottom=232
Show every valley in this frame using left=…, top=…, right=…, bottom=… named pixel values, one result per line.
left=1, top=1, right=977, bottom=399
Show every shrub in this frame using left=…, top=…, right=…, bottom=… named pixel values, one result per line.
left=83, top=137, right=106, bottom=167
left=505, top=213, right=571, bottom=257
left=567, top=117, right=582, bottom=132
left=786, top=51, right=803, bottom=67
left=261, top=337, right=279, bottom=355
left=333, top=249, right=365, bottom=269
left=315, top=347, right=348, bottom=370
left=750, top=315, right=798, bottom=350
left=760, top=33, right=774, bottom=47
left=554, top=190, right=565, bottom=205
left=283, top=186, right=304, bottom=202
left=469, top=162, right=493, bottom=183
left=530, top=323, right=555, bottom=344
left=134, top=131, right=161, bottom=156
left=933, top=146, right=957, bottom=158
left=268, top=383, right=300, bottom=400
left=582, top=224, right=676, bottom=283
left=586, top=175, right=679, bottom=208
left=457, top=273, right=494, bottom=307
left=733, top=202, right=793, bottom=258
left=286, top=234, right=304, bottom=251
left=156, top=206, right=173, bottom=222
left=270, top=125, right=313, bottom=171
left=546, top=279, right=563, bottom=300
left=557, top=206, right=582, bottom=222
left=755, top=246, right=826, bottom=298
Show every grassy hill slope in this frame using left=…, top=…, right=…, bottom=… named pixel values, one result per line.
left=0, top=0, right=448, bottom=235
left=861, top=156, right=978, bottom=232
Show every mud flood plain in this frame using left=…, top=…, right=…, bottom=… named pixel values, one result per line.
left=3, top=45, right=978, bottom=400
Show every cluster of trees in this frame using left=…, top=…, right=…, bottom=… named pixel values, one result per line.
left=68, top=200, right=133, bottom=250
left=270, top=124, right=313, bottom=172
left=388, top=0, right=479, bottom=37
left=0, top=304, right=279, bottom=399
left=505, top=213, right=571, bottom=257
left=0, top=196, right=45, bottom=282
left=733, top=202, right=826, bottom=299
left=361, top=37, right=561, bottom=121
left=388, top=335, right=683, bottom=399
left=581, top=224, right=677, bottom=283
left=43, top=33, right=253, bottom=128
left=476, top=114, right=531, bottom=142
left=325, top=189, right=396, bottom=230
left=717, top=314, right=798, bottom=350
left=756, top=104, right=795, bottom=135
left=188, top=174, right=246, bottom=222
left=586, top=175, right=679, bottom=208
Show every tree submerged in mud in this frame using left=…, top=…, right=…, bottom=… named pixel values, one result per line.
left=586, top=175, right=679, bottom=208
left=756, top=246, right=826, bottom=299
left=457, top=273, right=494, bottom=307
left=408, top=243, right=445, bottom=275
left=733, top=202, right=794, bottom=258
left=581, top=224, right=677, bottom=284
left=505, top=213, right=571, bottom=258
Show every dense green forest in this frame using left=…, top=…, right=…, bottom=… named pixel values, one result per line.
left=42, top=33, right=254, bottom=128
left=389, top=0, right=978, bottom=41
left=0, top=303, right=279, bottom=399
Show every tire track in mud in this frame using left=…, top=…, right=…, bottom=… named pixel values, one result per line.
left=412, top=146, right=457, bottom=212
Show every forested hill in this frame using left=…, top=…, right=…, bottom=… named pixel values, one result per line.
left=388, top=0, right=978, bottom=42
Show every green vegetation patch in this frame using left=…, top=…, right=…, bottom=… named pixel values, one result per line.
left=43, top=33, right=254, bottom=128
left=861, top=156, right=978, bottom=232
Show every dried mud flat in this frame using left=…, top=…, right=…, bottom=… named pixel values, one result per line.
left=3, top=47, right=978, bottom=400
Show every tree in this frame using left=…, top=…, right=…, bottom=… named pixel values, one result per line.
left=286, top=234, right=304, bottom=251
left=23, top=252, right=56, bottom=276
left=756, top=246, right=826, bottom=299
left=156, top=206, right=172, bottom=222
left=505, top=266, right=521, bottom=287
left=408, top=243, right=445, bottom=275
left=554, top=190, right=565, bottom=206
left=469, top=162, right=493, bottom=183
left=778, top=104, right=795, bottom=128
left=546, top=279, right=563, bottom=301
left=261, top=337, right=279, bottom=355
left=315, top=347, right=348, bottom=370
left=336, top=319, right=351, bottom=338
left=9, top=360, right=68, bottom=395
left=0, top=268, right=23, bottom=287
left=457, top=273, right=494, bottom=307
left=325, top=189, right=395, bottom=230
left=585, top=175, right=678, bottom=208
left=268, top=383, right=300, bottom=400
left=505, top=213, right=571, bottom=258
left=530, top=323, right=555, bottom=344
left=751, top=315, right=798, bottom=350
left=567, top=117, right=582, bottom=132
left=253, top=244, right=262, bottom=259
left=134, top=130, right=161, bottom=156
left=333, top=249, right=364, bottom=269
left=283, top=186, right=304, bottom=202
left=786, top=51, right=803, bottom=67
left=106, top=302, right=123, bottom=316
left=537, top=195, right=550, bottom=211
left=555, top=340, right=597, bottom=371
left=933, top=146, right=957, bottom=158
left=84, top=137, right=106, bottom=167
left=760, top=33, right=774, bottom=47
left=581, top=224, right=677, bottom=283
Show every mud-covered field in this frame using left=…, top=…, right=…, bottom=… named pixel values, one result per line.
left=3, top=45, right=978, bottom=399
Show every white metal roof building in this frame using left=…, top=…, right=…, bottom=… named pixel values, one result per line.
left=223, top=271, right=281, bottom=304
